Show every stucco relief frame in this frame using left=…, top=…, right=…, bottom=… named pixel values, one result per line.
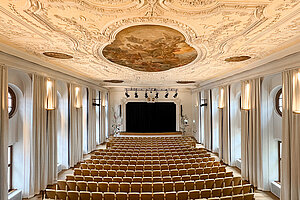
left=96, top=17, right=207, bottom=71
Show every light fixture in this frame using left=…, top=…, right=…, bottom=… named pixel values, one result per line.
left=102, top=93, right=107, bottom=107
left=135, top=90, right=138, bottom=98
left=293, top=71, right=300, bottom=114
left=218, top=87, right=225, bottom=109
left=74, top=86, right=82, bottom=108
left=165, top=90, right=169, bottom=98
left=46, top=79, right=55, bottom=110
left=125, top=89, right=130, bottom=98
left=241, top=81, right=251, bottom=110
left=155, top=91, right=159, bottom=99
left=173, top=90, right=178, bottom=98
left=145, top=90, right=148, bottom=98
left=200, top=98, right=207, bottom=107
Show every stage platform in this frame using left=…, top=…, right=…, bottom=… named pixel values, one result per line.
left=119, top=132, right=182, bottom=136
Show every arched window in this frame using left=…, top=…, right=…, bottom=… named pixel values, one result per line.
left=8, top=87, right=16, bottom=118
left=275, top=88, right=282, bottom=117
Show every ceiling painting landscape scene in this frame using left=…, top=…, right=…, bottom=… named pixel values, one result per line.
left=102, top=25, right=198, bottom=72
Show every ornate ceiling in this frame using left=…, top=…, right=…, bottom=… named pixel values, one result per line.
left=0, top=0, right=299, bottom=87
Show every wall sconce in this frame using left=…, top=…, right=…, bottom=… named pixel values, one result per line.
left=74, top=86, right=82, bottom=108
left=200, top=98, right=207, bottom=107
left=218, top=87, right=225, bottom=109
left=241, top=81, right=251, bottom=110
left=293, top=71, right=300, bottom=114
left=46, top=79, right=55, bottom=110
left=195, top=100, right=199, bottom=107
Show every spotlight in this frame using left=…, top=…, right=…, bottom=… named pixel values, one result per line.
left=165, top=90, right=169, bottom=98
left=145, top=90, right=148, bottom=98
left=125, top=90, right=130, bottom=98
left=135, top=90, right=138, bottom=98
left=173, top=91, right=178, bottom=98
left=155, top=91, right=159, bottom=99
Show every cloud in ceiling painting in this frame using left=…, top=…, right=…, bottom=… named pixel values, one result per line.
left=102, top=25, right=198, bottom=72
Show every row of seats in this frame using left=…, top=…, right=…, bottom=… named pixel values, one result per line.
left=66, top=173, right=237, bottom=183
left=74, top=168, right=228, bottom=178
left=94, top=148, right=205, bottom=153
left=45, top=189, right=254, bottom=200
left=86, top=157, right=214, bottom=165
left=86, top=158, right=215, bottom=166
left=91, top=154, right=210, bottom=160
left=108, top=136, right=194, bottom=140
left=81, top=161, right=220, bottom=170
left=109, top=137, right=195, bottom=144
left=108, top=145, right=193, bottom=149
left=56, top=179, right=247, bottom=192
left=45, top=137, right=254, bottom=199
left=74, top=165, right=227, bottom=177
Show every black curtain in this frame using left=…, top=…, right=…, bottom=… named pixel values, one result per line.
left=126, top=102, right=176, bottom=132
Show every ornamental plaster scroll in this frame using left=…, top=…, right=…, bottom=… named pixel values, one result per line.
left=159, top=0, right=269, bottom=16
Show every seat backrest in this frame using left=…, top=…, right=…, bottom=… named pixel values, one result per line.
left=131, top=182, right=141, bottom=192
left=128, top=192, right=140, bottom=200
left=109, top=182, right=119, bottom=192
left=77, top=181, right=87, bottom=191
left=91, top=192, right=102, bottom=200
left=68, top=191, right=79, bottom=200
left=120, top=182, right=130, bottom=192
left=164, top=182, right=174, bottom=192
left=185, top=181, right=194, bottom=191
left=56, top=190, right=67, bottom=200
left=178, top=191, right=188, bottom=200
left=67, top=181, right=77, bottom=190
left=140, top=192, right=152, bottom=200
left=116, top=192, right=127, bottom=200
left=103, top=192, right=115, bottom=200
left=45, top=189, right=56, bottom=199
left=200, top=189, right=211, bottom=199
left=188, top=190, right=200, bottom=200
left=175, top=181, right=185, bottom=191
left=57, top=180, right=67, bottom=190
left=79, top=191, right=91, bottom=200
left=153, top=192, right=164, bottom=200
left=165, top=191, right=176, bottom=200
left=211, top=188, right=222, bottom=198
left=98, top=182, right=108, bottom=192
left=88, top=182, right=97, bottom=192
left=205, top=179, right=215, bottom=189
left=195, top=180, right=204, bottom=190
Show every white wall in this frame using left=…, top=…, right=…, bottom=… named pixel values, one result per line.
left=211, top=88, right=219, bottom=153
left=191, top=91, right=200, bottom=141
left=109, top=88, right=194, bottom=135
left=230, top=82, right=242, bottom=166
left=261, top=73, right=282, bottom=189
left=56, top=80, right=68, bottom=170
left=7, top=69, right=31, bottom=192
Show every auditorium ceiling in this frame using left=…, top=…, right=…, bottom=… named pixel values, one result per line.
left=0, top=0, right=299, bottom=86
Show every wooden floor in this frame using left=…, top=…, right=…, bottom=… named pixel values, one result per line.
left=26, top=143, right=279, bottom=200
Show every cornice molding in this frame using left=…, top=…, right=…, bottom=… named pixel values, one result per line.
left=193, top=43, right=300, bottom=92
left=0, top=46, right=108, bottom=92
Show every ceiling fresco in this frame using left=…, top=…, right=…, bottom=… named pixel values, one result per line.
left=102, top=25, right=198, bottom=72
left=0, top=0, right=299, bottom=86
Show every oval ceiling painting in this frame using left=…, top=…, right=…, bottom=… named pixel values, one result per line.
left=102, top=25, right=198, bottom=72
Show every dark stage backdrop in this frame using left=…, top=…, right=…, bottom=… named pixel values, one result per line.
left=126, top=102, right=176, bottom=132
